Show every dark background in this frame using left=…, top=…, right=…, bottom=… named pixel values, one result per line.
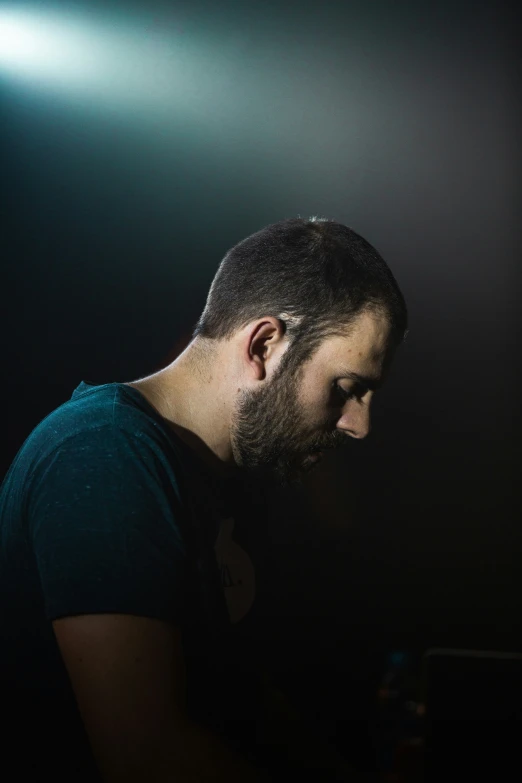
left=2, top=0, right=521, bottom=772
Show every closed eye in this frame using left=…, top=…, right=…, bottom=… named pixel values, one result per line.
left=335, top=384, right=356, bottom=403
left=335, top=382, right=370, bottom=404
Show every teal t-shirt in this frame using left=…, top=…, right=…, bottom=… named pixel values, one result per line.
left=0, top=381, right=261, bottom=780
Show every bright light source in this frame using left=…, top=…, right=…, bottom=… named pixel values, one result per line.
left=0, top=13, right=47, bottom=66
left=0, top=7, right=196, bottom=113
left=0, top=10, right=108, bottom=85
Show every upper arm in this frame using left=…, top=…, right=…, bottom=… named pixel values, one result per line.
left=53, top=613, right=188, bottom=780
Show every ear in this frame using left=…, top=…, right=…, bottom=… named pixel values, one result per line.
left=244, top=318, right=287, bottom=381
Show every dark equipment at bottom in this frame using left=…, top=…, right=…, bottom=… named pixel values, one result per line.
left=421, top=648, right=522, bottom=782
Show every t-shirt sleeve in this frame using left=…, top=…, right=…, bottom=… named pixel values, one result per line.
left=27, top=423, right=190, bottom=625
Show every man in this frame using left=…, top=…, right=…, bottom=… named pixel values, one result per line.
left=0, top=216, right=408, bottom=781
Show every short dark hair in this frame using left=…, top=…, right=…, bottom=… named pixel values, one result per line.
left=192, top=216, right=408, bottom=373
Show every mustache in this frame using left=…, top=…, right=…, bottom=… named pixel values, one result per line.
left=311, top=436, right=347, bottom=452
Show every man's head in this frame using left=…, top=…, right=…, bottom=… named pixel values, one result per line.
left=192, top=216, right=407, bottom=371
left=226, top=306, right=394, bottom=487
left=185, top=216, right=408, bottom=487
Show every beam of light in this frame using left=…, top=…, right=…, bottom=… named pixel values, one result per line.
left=0, top=4, right=373, bottom=187
left=0, top=11, right=105, bottom=81
left=0, top=6, right=196, bottom=113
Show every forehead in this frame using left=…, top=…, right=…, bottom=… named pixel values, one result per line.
left=309, top=310, right=392, bottom=376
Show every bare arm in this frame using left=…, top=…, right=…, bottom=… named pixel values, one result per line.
left=53, top=613, right=270, bottom=782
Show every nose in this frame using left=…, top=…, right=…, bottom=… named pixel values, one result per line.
left=336, top=401, right=371, bottom=440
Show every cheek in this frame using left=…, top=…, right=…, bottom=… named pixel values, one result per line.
left=297, top=379, right=329, bottom=409
left=302, top=403, right=333, bottom=436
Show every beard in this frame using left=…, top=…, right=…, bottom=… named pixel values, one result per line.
left=230, top=360, right=343, bottom=488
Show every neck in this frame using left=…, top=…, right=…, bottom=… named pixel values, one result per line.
left=126, top=341, right=236, bottom=478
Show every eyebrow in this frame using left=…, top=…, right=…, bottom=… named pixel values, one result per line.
left=337, top=369, right=383, bottom=392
